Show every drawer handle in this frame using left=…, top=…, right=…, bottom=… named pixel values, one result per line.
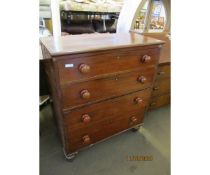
left=82, top=135, right=90, bottom=144
left=141, top=55, right=151, bottom=63
left=81, top=114, right=91, bottom=123
left=150, top=102, right=156, bottom=106
left=153, top=87, right=159, bottom=91
left=79, top=64, right=90, bottom=73
left=80, top=89, right=91, bottom=99
left=130, top=116, right=138, bottom=123
left=158, top=71, right=165, bottom=75
left=137, top=76, right=146, bottom=83
left=134, top=97, right=143, bottom=104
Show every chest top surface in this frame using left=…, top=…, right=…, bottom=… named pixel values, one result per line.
left=40, top=33, right=164, bottom=58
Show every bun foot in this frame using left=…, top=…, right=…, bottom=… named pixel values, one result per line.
left=64, top=152, right=78, bottom=161
left=131, top=125, right=141, bottom=132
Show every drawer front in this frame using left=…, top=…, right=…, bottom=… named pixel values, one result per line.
left=64, top=89, right=151, bottom=152
left=156, top=64, right=170, bottom=79
left=62, top=67, right=155, bottom=109
left=57, top=48, right=159, bottom=84
left=149, top=93, right=170, bottom=109
left=67, top=111, right=144, bottom=152
left=64, top=88, right=151, bottom=130
left=151, top=78, right=170, bottom=97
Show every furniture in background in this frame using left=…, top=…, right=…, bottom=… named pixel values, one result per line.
left=60, top=10, right=119, bottom=34
left=140, top=32, right=171, bottom=109
left=59, top=0, right=123, bottom=13
left=40, top=33, right=164, bottom=160
left=149, top=57, right=170, bottom=109
left=39, top=0, right=123, bottom=34
left=39, top=0, right=52, bottom=32
left=39, top=18, right=51, bottom=103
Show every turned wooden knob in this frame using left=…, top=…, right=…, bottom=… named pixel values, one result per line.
left=134, top=97, right=143, bottom=104
left=80, top=89, right=90, bottom=99
left=130, top=116, right=137, bottom=123
left=82, top=135, right=90, bottom=144
left=141, top=55, right=151, bottom=63
left=79, top=64, right=90, bottom=73
left=81, top=114, right=91, bottom=123
left=137, top=76, right=146, bottom=83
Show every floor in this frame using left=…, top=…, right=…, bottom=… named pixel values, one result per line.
left=40, top=104, right=170, bottom=175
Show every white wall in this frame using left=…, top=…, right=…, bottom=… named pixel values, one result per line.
left=117, top=0, right=144, bottom=33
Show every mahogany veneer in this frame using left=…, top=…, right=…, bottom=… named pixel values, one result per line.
left=40, top=33, right=164, bottom=159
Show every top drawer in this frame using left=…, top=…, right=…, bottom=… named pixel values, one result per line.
left=56, top=48, right=159, bottom=85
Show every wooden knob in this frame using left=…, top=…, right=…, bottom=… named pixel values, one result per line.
left=79, top=64, right=90, bottom=73
left=80, top=89, right=90, bottom=99
left=137, top=76, right=146, bottom=83
left=141, top=55, right=151, bottom=63
left=81, top=114, right=91, bottom=123
left=82, top=135, right=90, bottom=144
left=134, top=97, right=143, bottom=104
left=130, top=116, right=137, bottom=123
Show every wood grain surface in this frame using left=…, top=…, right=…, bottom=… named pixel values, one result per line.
left=65, top=89, right=150, bottom=152
left=57, top=47, right=159, bottom=84
left=149, top=93, right=170, bottom=110
left=61, top=67, right=155, bottom=110
left=156, top=64, right=171, bottom=79
left=40, top=33, right=163, bottom=156
left=152, top=77, right=170, bottom=97
left=40, top=33, right=164, bottom=57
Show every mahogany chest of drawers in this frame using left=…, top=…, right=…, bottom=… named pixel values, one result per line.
left=149, top=62, right=170, bottom=109
left=40, top=33, right=164, bottom=159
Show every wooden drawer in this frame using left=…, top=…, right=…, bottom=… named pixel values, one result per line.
left=61, top=67, right=155, bottom=110
left=149, top=93, right=170, bottom=109
left=64, top=89, right=151, bottom=152
left=151, top=77, right=170, bottom=97
left=156, top=64, right=170, bottom=79
left=57, top=48, right=159, bottom=85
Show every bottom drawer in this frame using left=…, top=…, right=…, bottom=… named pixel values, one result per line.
left=149, top=93, right=170, bottom=110
left=67, top=111, right=144, bottom=152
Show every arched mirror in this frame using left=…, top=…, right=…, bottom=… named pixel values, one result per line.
left=134, top=0, right=169, bottom=33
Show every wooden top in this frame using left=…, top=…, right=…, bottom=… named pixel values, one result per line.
left=40, top=33, right=164, bottom=57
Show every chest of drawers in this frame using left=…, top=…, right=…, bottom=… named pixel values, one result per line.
left=149, top=63, right=170, bottom=109
left=40, top=33, right=164, bottom=159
